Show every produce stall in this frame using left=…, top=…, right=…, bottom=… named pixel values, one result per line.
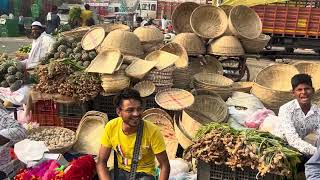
left=4, top=3, right=319, bottom=179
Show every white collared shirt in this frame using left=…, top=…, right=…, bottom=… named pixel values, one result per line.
left=277, top=99, right=320, bottom=155
left=26, top=32, right=54, bottom=69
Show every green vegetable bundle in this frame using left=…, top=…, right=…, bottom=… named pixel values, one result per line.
left=192, top=122, right=301, bottom=178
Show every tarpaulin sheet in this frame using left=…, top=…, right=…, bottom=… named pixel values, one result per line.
left=220, top=0, right=288, bottom=6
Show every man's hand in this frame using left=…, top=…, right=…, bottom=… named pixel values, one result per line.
left=0, top=135, right=10, bottom=146
left=156, top=151, right=170, bottom=180
left=96, top=145, right=112, bottom=180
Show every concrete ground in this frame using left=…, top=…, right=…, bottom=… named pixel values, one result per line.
left=0, top=37, right=32, bottom=54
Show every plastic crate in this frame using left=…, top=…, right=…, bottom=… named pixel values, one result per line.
left=31, top=100, right=57, bottom=114
left=57, top=101, right=91, bottom=117
left=197, top=160, right=283, bottom=180
left=30, top=112, right=61, bottom=126
left=60, top=116, right=82, bottom=131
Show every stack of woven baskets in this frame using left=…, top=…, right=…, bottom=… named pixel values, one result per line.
left=101, top=65, right=130, bottom=95
left=133, top=27, right=164, bottom=55
left=251, top=64, right=299, bottom=113
left=144, top=66, right=175, bottom=93
left=171, top=3, right=270, bottom=55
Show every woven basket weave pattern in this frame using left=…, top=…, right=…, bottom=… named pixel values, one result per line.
left=172, top=2, right=199, bottom=34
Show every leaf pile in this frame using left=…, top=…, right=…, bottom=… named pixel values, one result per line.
left=191, top=123, right=301, bottom=177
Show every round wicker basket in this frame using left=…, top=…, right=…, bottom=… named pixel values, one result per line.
left=230, top=81, right=254, bottom=93
left=240, top=34, right=271, bottom=53
left=81, top=27, right=106, bottom=51
left=145, top=50, right=179, bottom=71
left=229, top=5, right=262, bottom=39
left=174, top=114, right=194, bottom=149
left=294, top=62, right=320, bottom=90
left=172, top=33, right=206, bottom=55
left=180, top=110, right=208, bottom=138
left=190, top=88, right=223, bottom=101
left=207, top=36, right=245, bottom=56
left=133, top=27, right=164, bottom=43
left=160, top=42, right=189, bottom=68
left=101, top=74, right=130, bottom=94
left=186, top=95, right=228, bottom=123
left=155, top=88, right=195, bottom=110
left=255, top=64, right=299, bottom=91
left=133, top=81, right=156, bottom=97
left=100, top=30, right=144, bottom=56
left=190, top=5, right=228, bottom=39
left=172, top=2, right=200, bottom=34
left=142, top=108, right=172, bottom=122
left=125, top=59, right=157, bottom=79
left=194, top=72, right=234, bottom=88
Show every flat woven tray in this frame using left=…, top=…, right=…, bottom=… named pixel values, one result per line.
left=155, top=88, right=194, bottom=110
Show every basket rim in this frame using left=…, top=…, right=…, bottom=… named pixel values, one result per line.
left=172, top=2, right=200, bottom=34
left=81, top=27, right=106, bottom=51
left=133, top=81, right=156, bottom=97
left=194, top=72, right=234, bottom=87
left=155, top=88, right=195, bottom=110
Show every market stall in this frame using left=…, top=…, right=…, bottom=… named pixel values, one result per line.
left=4, top=3, right=320, bottom=179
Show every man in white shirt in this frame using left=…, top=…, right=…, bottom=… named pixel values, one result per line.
left=161, top=15, right=168, bottom=30
left=23, top=21, right=54, bottom=69
left=277, top=74, right=320, bottom=156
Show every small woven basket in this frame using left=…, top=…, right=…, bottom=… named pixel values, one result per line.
left=207, top=36, right=245, bottom=56
left=240, top=34, right=271, bottom=53
left=101, top=74, right=130, bottom=94
left=194, top=72, right=234, bottom=88
left=133, top=81, right=156, bottom=97
left=229, top=5, right=262, bottom=39
left=172, top=2, right=199, bottom=34
left=133, top=26, right=164, bottom=43
left=160, top=42, right=189, bottom=68
left=155, top=88, right=195, bottom=110
left=100, top=30, right=144, bottom=56
left=172, top=33, right=206, bottom=55
left=190, top=5, right=228, bottom=39
left=125, top=59, right=157, bottom=79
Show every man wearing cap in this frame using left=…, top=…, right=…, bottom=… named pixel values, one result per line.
left=23, top=21, right=54, bottom=69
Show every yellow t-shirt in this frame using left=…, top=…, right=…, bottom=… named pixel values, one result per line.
left=101, top=117, right=166, bottom=176
left=80, top=10, right=93, bottom=26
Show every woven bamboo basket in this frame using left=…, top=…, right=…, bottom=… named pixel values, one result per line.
left=73, top=111, right=108, bottom=155
left=172, top=33, right=206, bottom=55
left=61, top=27, right=90, bottom=39
left=172, top=2, right=199, bottom=34
left=81, top=27, right=106, bottom=51
left=142, top=42, right=164, bottom=55
left=190, top=88, right=223, bottom=101
left=192, top=83, right=232, bottom=101
left=133, top=81, right=156, bottom=97
left=229, top=5, right=262, bottom=39
left=143, top=113, right=178, bottom=160
left=101, top=74, right=130, bottom=94
left=173, top=68, right=191, bottom=89
left=207, top=36, right=245, bottom=56
left=143, top=108, right=172, bottom=122
left=28, top=126, right=76, bottom=154
left=123, top=55, right=141, bottom=64
left=294, top=62, right=320, bottom=90
left=133, top=27, right=164, bottom=43
left=174, top=114, right=194, bottom=149
left=125, top=59, right=157, bottom=79
left=240, top=34, right=271, bottom=53
left=85, top=49, right=122, bottom=74
left=251, top=82, right=294, bottom=113
left=230, top=81, right=254, bottom=93
left=194, top=72, right=234, bottom=88
left=186, top=95, right=228, bottom=123
left=145, top=50, right=179, bottom=70
left=190, top=5, right=228, bottom=39
left=255, top=64, right=299, bottom=91
left=160, top=42, right=189, bottom=68
left=181, top=110, right=210, bottom=138
left=188, top=56, right=223, bottom=76
left=155, top=88, right=195, bottom=110
left=100, top=30, right=144, bottom=56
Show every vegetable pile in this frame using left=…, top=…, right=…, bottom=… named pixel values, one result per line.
left=18, top=44, right=32, bottom=53
left=0, top=60, right=26, bottom=91
left=28, top=127, right=75, bottom=150
left=41, top=36, right=97, bottom=67
left=191, top=123, right=301, bottom=177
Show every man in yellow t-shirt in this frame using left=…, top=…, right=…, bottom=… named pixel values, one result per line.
left=81, top=4, right=93, bottom=26
left=96, top=88, right=170, bottom=180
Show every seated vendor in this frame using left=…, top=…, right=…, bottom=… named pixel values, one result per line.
left=23, top=21, right=54, bottom=69
left=96, top=88, right=170, bottom=180
left=0, top=105, right=27, bottom=177
left=277, top=74, right=320, bottom=156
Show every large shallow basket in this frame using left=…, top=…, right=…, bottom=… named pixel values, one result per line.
left=155, top=88, right=195, bottom=110
left=133, top=81, right=156, bottom=97
left=174, top=114, right=194, bottom=149
left=28, top=126, right=76, bottom=154
left=186, top=95, right=228, bottom=123
left=255, top=64, right=299, bottom=91
left=73, top=111, right=108, bottom=155
left=181, top=110, right=210, bottom=138
left=125, top=59, right=157, bottom=79
left=230, top=81, right=254, bottom=93
left=208, top=36, right=245, bottom=56
left=160, top=42, right=189, bottom=68
left=294, top=62, right=320, bottom=90
left=133, top=27, right=164, bottom=43
left=172, top=33, right=206, bottom=55
left=194, top=72, right=234, bottom=88
left=240, top=34, right=271, bottom=53
left=81, top=27, right=106, bottom=51
left=229, top=5, right=262, bottom=39
left=190, top=5, right=228, bottom=39
left=172, top=2, right=200, bottom=34
left=100, top=30, right=144, bottom=56
left=145, top=50, right=179, bottom=70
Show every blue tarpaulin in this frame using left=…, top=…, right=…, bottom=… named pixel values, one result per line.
left=0, top=0, right=9, bottom=14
